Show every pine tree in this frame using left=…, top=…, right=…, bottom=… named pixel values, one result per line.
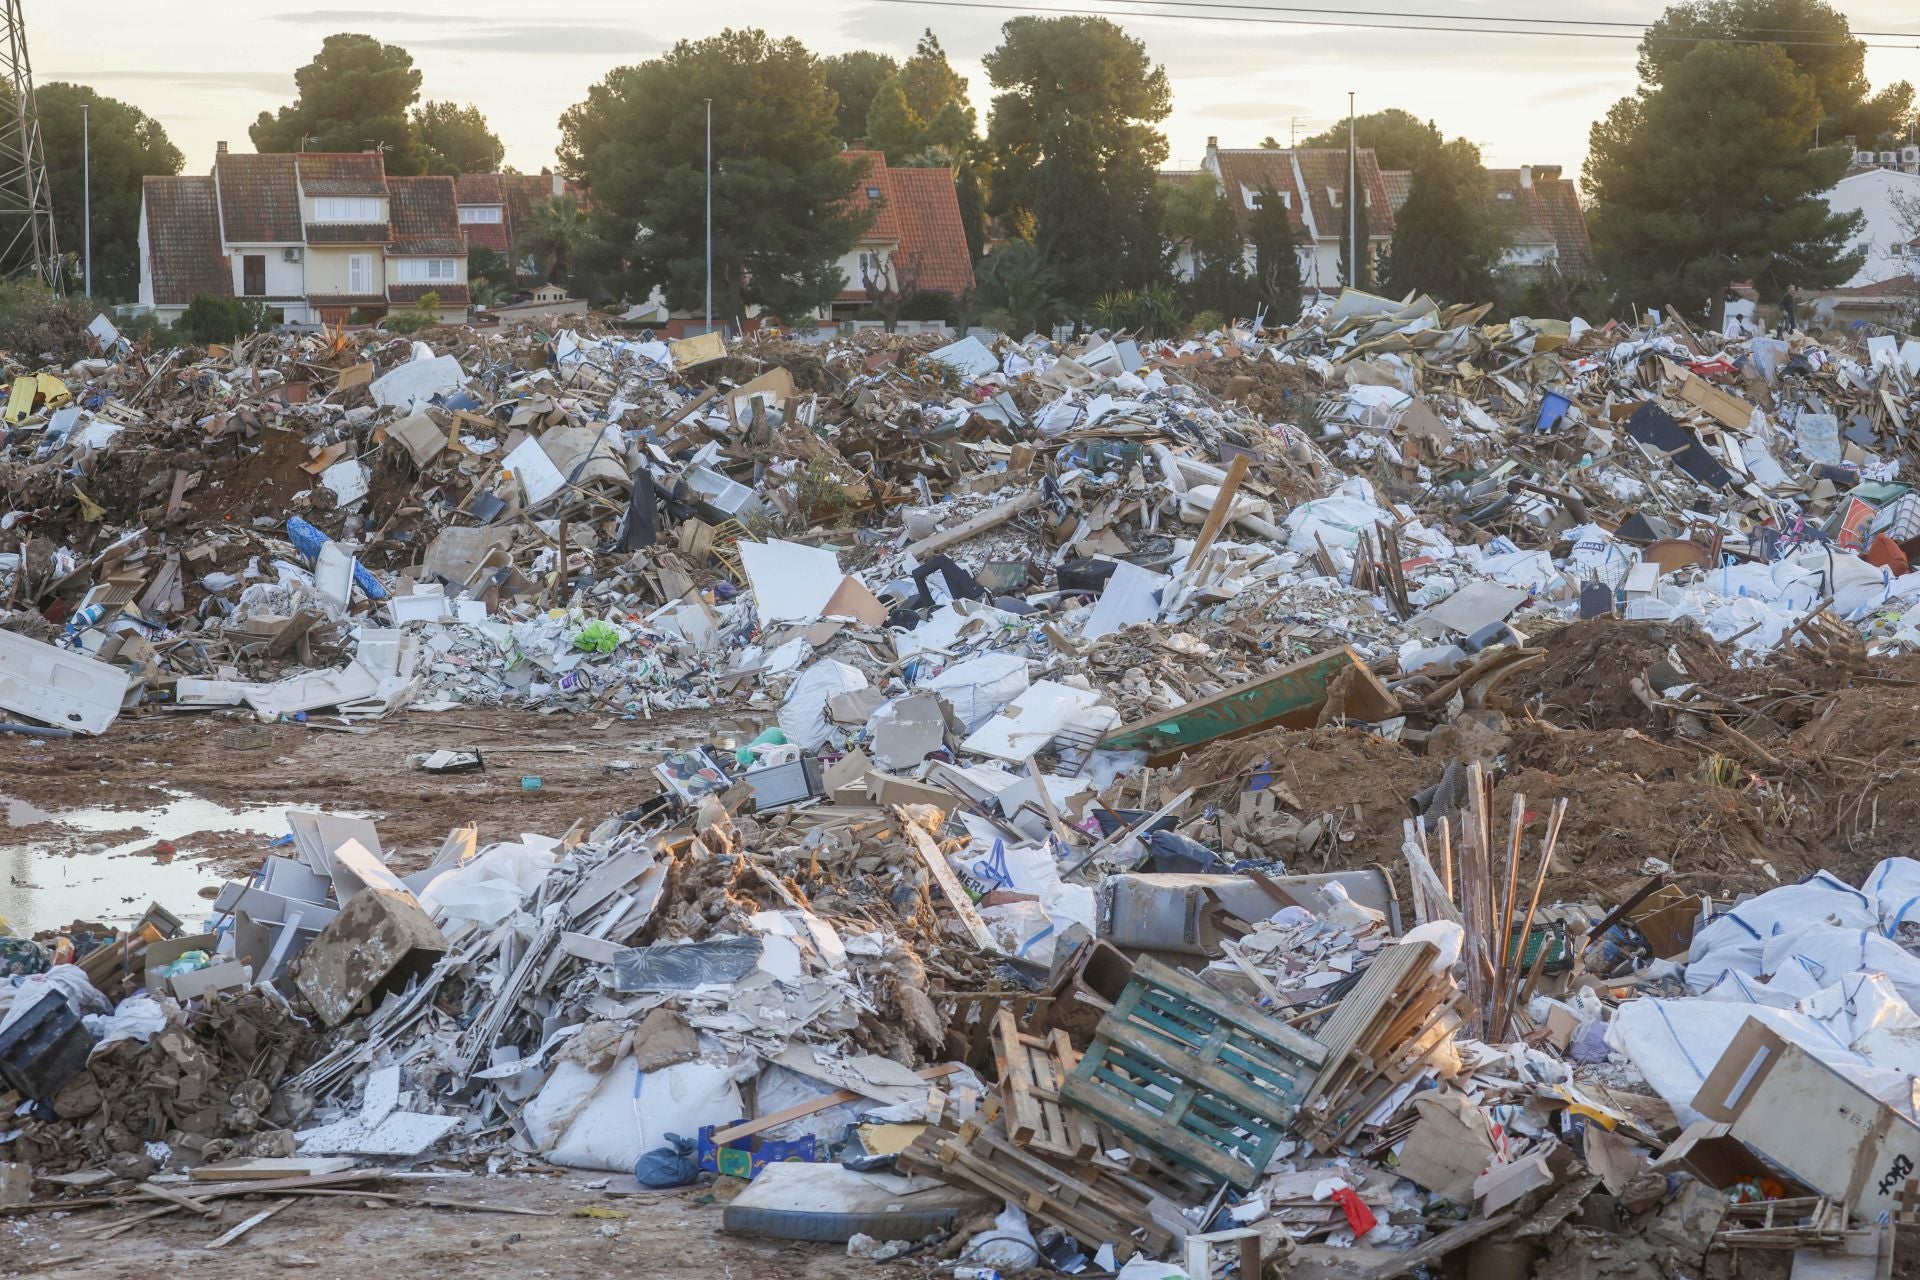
left=1585, top=39, right=1863, bottom=329
left=1248, top=186, right=1302, bottom=324
left=1339, top=171, right=1372, bottom=291
left=1384, top=138, right=1509, bottom=302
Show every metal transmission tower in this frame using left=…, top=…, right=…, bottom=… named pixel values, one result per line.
left=0, top=1, right=57, bottom=289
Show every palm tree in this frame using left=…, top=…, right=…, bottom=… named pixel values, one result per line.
left=470, top=277, right=508, bottom=310
left=972, top=240, right=1062, bottom=337
left=521, top=196, right=586, bottom=283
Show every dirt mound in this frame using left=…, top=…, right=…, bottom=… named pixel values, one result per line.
left=1503, top=617, right=1729, bottom=729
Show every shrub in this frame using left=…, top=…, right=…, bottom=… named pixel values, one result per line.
left=176, top=294, right=272, bottom=346
left=0, top=281, right=94, bottom=363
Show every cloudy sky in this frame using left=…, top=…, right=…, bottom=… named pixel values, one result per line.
left=32, top=0, right=1920, bottom=180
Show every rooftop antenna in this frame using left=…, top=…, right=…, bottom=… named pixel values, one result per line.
left=0, top=0, right=59, bottom=290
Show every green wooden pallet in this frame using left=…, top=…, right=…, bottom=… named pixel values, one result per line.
left=1061, top=956, right=1327, bottom=1189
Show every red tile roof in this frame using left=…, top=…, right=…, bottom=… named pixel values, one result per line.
left=214, top=152, right=301, bottom=243
left=455, top=173, right=503, bottom=205
left=1381, top=169, right=1413, bottom=214
left=388, top=282, right=471, bottom=307
left=295, top=152, right=388, bottom=196
left=1820, top=273, right=1919, bottom=299
left=887, top=167, right=974, bottom=297
left=386, top=176, right=464, bottom=256
left=833, top=151, right=974, bottom=302
left=460, top=221, right=511, bottom=254
left=1486, top=167, right=1594, bottom=277
left=839, top=150, right=901, bottom=241
left=144, top=175, right=231, bottom=306
left=305, top=223, right=391, bottom=244
left=1211, top=147, right=1395, bottom=242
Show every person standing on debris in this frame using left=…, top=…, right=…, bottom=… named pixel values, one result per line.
left=1778, top=285, right=1798, bottom=335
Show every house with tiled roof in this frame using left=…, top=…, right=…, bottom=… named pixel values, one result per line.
left=454, top=170, right=590, bottom=286
left=1486, top=165, right=1594, bottom=279
left=832, top=149, right=974, bottom=321
left=1197, top=138, right=1395, bottom=295
left=138, top=142, right=469, bottom=326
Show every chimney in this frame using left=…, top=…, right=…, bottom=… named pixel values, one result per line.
left=1845, top=134, right=1857, bottom=151
left=1204, top=135, right=1220, bottom=173
left=552, top=173, right=564, bottom=198
left=216, top=140, right=228, bottom=155
left=1520, top=164, right=1533, bottom=189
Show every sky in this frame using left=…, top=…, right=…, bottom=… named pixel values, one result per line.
left=30, top=0, right=1920, bottom=183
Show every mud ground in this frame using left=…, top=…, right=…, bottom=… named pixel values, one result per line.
left=2, top=1172, right=856, bottom=1279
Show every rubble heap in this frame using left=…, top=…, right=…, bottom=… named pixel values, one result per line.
left=3, top=294, right=1920, bottom=1277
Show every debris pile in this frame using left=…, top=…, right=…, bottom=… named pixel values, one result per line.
left=4, top=294, right=1920, bottom=1275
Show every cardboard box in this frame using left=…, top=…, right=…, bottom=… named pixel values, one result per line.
left=143, top=932, right=221, bottom=994
left=1651, top=1120, right=1809, bottom=1195
left=1693, top=1018, right=1920, bottom=1221
left=1396, top=1092, right=1494, bottom=1203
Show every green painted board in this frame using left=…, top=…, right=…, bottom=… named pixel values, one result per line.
left=1100, top=646, right=1397, bottom=756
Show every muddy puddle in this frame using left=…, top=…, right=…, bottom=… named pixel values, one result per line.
left=0, top=789, right=290, bottom=934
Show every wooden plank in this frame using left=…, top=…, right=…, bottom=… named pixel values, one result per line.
left=134, top=1182, right=220, bottom=1218
left=707, top=1064, right=959, bottom=1144
left=896, top=807, right=996, bottom=951
left=1363, top=1210, right=1520, bottom=1280
left=904, top=491, right=1043, bottom=560
left=205, top=1197, right=300, bottom=1249
left=1186, top=453, right=1251, bottom=565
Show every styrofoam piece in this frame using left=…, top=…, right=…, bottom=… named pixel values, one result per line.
left=502, top=436, right=566, bottom=507
left=961, top=680, right=1102, bottom=762
left=739, top=539, right=844, bottom=622
left=0, top=627, right=133, bottom=734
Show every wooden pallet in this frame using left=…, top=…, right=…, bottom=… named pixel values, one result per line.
left=1061, top=955, right=1326, bottom=1189
left=989, top=1009, right=1144, bottom=1167
left=898, top=1117, right=1177, bottom=1261
left=1295, top=940, right=1465, bottom=1152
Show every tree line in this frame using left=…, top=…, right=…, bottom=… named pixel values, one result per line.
left=21, top=0, right=1919, bottom=336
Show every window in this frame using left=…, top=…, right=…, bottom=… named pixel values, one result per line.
left=314, top=197, right=382, bottom=222
left=348, top=254, right=373, bottom=295
left=242, top=254, right=265, bottom=297
left=858, top=250, right=886, bottom=280
left=459, top=206, right=504, bottom=224
left=1240, top=184, right=1288, bottom=210
left=865, top=186, right=882, bottom=200
left=1496, top=191, right=1516, bottom=201
left=1328, top=186, right=1341, bottom=207
left=396, top=258, right=459, bottom=283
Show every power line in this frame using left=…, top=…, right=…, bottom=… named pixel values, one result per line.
left=866, top=0, right=1920, bottom=48
left=1088, top=0, right=1920, bottom=38
left=1094, top=0, right=1920, bottom=40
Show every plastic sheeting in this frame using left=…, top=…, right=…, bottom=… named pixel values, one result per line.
left=1685, top=871, right=1876, bottom=991
left=420, top=841, right=560, bottom=929
left=921, top=653, right=1030, bottom=732
left=778, top=660, right=868, bottom=750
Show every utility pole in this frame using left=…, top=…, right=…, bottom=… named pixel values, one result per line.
left=1347, top=92, right=1357, bottom=290
left=82, top=100, right=90, bottom=298
left=0, top=0, right=59, bottom=289
left=704, top=98, right=713, bottom=335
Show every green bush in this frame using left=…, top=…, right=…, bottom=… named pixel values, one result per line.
left=383, top=311, right=436, bottom=335
left=117, top=310, right=177, bottom=347
left=0, top=281, right=94, bottom=363
left=1188, top=309, right=1225, bottom=336
left=899, top=290, right=954, bottom=322
left=177, top=294, right=272, bottom=345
